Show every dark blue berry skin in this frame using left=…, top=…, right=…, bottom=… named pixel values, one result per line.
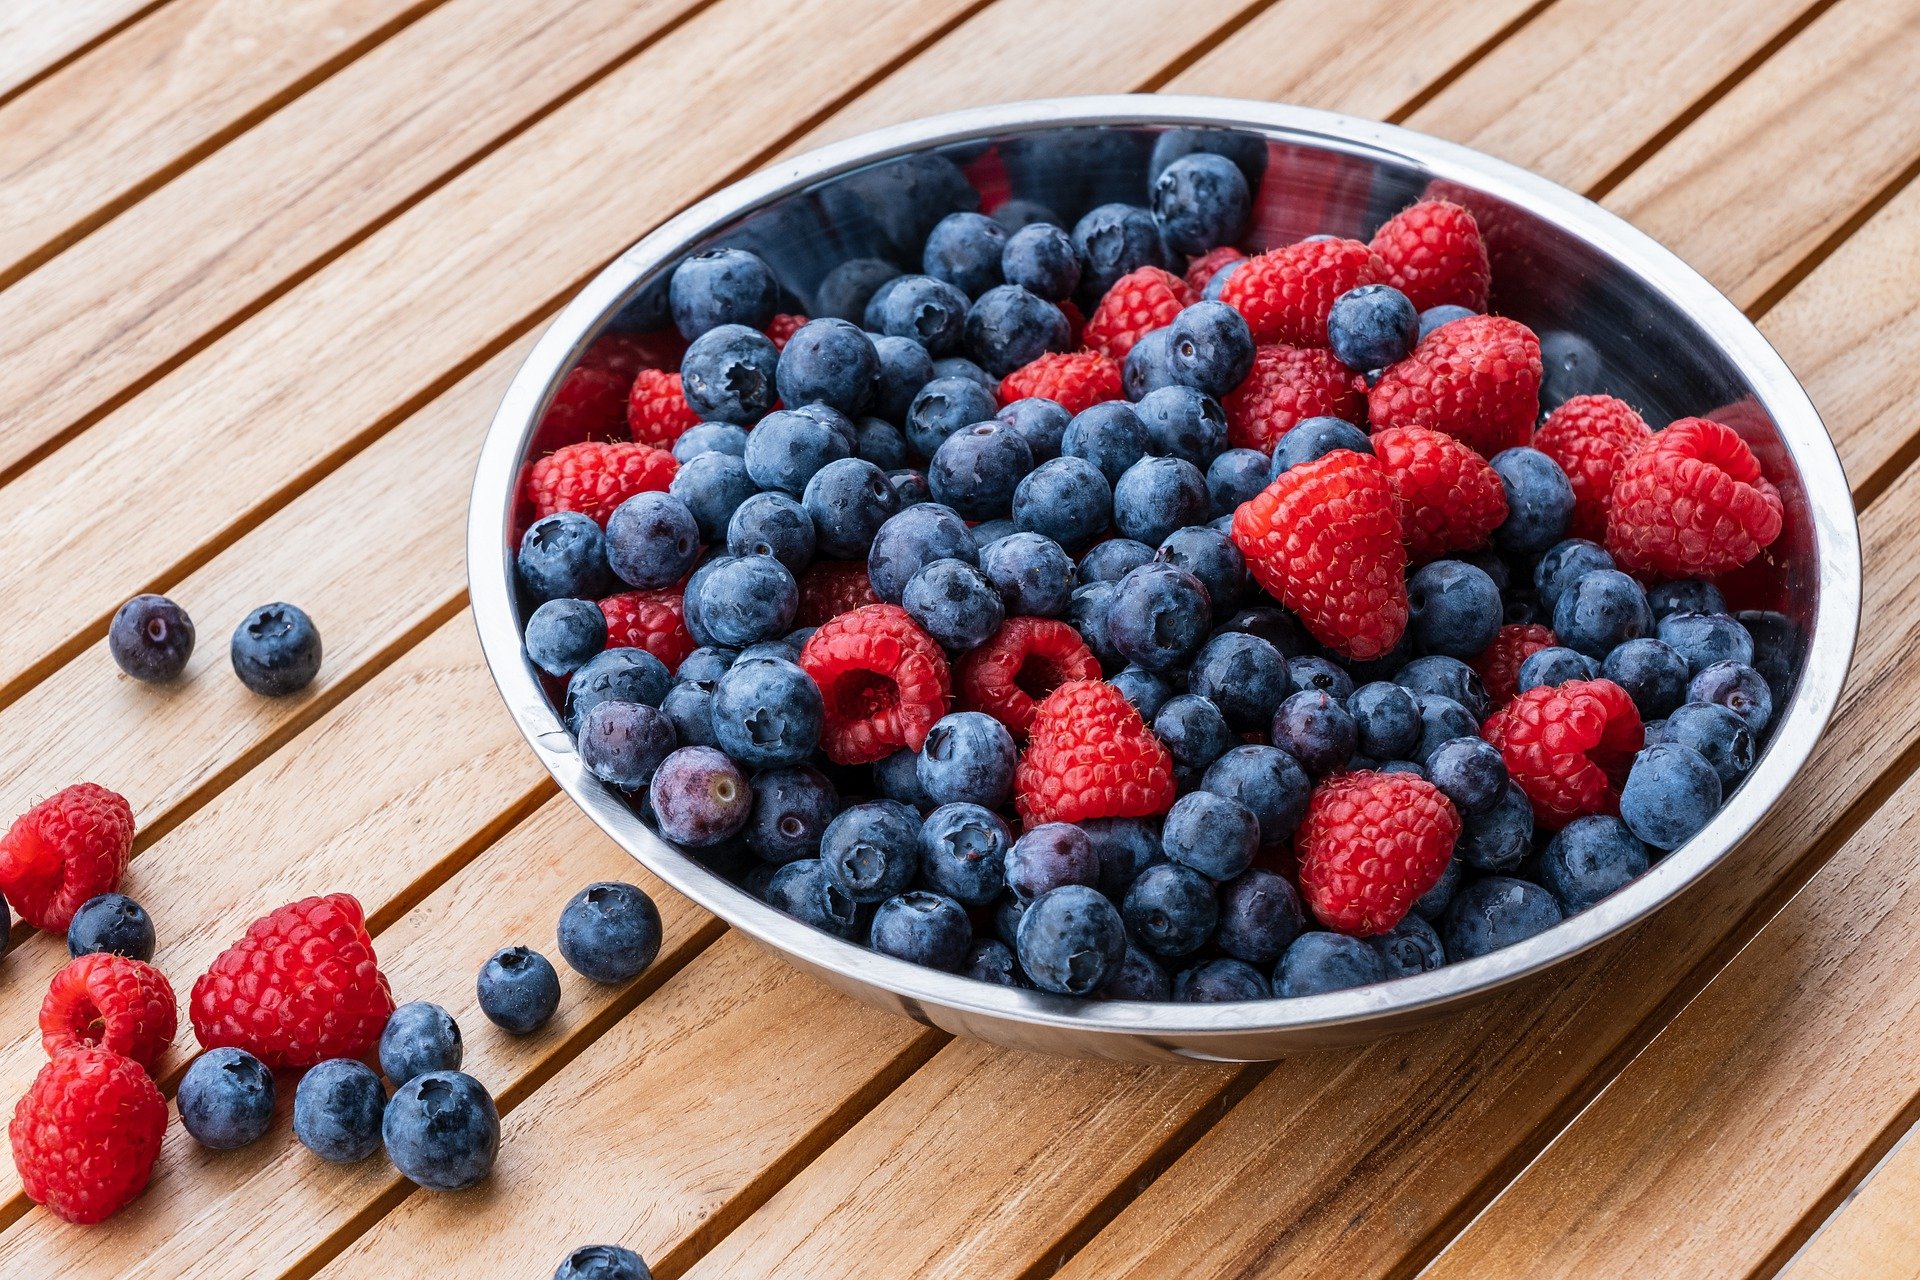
left=231, top=602, right=322, bottom=696
left=1289, top=655, right=1356, bottom=703
left=1216, top=868, right=1306, bottom=966
left=963, top=285, right=1070, bottom=376
left=67, top=893, right=155, bottom=961
left=1327, top=284, right=1418, bottom=371
left=109, top=594, right=195, bottom=683
left=1418, top=303, right=1476, bottom=340
left=874, top=274, right=971, bottom=355
left=871, top=748, right=931, bottom=809
left=1621, top=742, right=1723, bottom=851
left=379, top=1001, right=463, bottom=1087
left=1426, top=736, right=1508, bottom=814
left=524, top=599, right=605, bottom=677
left=1412, top=856, right=1464, bottom=920
left=794, top=400, right=863, bottom=450
left=566, top=647, right=670, bottom=732
left=1078, top=536, right=1156, bottom=584
left=1202, top=745, right=1311, bottom=848
left=670, top=247, right=777, bottom=339
left=727, top=491, right=816, bottom=577
left=1113, top=456, right=1210, bottom=550
left=1491, top=447, right=1575, bottom=556
left=554, top=1244, right=653, bottom=1280
left=660, top=677, right=720, bottom=749
left=1012, top=456, right=1112, bottom=553
left=1538, top=330, right=1606, bottom=409
left=670, top=452, right=757, bottom=543
left=743, top=407, right=849, bottom=497
left=776, top=318, right=878, bottom=415
left=889, top=468, right=931, bottom=507
left=1408, top=560, right=1502, bottom=658
left=929, top=420, right=1034, bottom=521
left=1349, top=681, right=1422, bottom=759
left=1071, top=203, right=1166, bottom=305
left=384, top=1070, right=500, bottom=1192
left=743, top=765, right=837, bottom=865
left=903, top=558, right=1004, bottom=650
left=1000, top=223, right=1080, bottom=300
left=1271, top=691, right=1357, bottom=776
left=1457, top=780, right=1533, bottom=871
left=1162, top=791, right=1259, bottom=881
left=1110, top=666, right=1174, bottom=721
left=1176, top=956, right=1272, bottom=1002
left=711, top=656, right=823, bottom=768
left=923, top=212, right=1007, bottom=298
left=1134, top=385, right=1228, bottom=466
left=932, top=356, right=995, bottom=393
left=1069, top=581, right=1123, bottom=672
left=1373, top=913, right=1446, bottom=978
left=996, top=396, right=1072, bottom=461
left=1081, top=817, right=1163, bottom=899
left=1123, top=327, right=1179, bottom=400
left=1443, top=876, right=1564, bottom=960
left=650, top=746, right=751, bottom=846
left=579, top=700, right=676, bottom=790
left=1189, top=632, right=1290, bottom=730
left=814, top=257, right=902, bottom=324
left=869, top=334, right=937, bottom=423
left=1270, top=416, right=1372, bottom=477
left=1516, top=645, right=1600, bottom=694
left=557, top=881, right=662, bottom=984
left=1201, top=259, right=1244, bottom=300
left=1689, top=660, right=1774, bottom=735
left=863, top=275, right=908, bottom=330
left=692, top=555, right=798, bottom=649
left=1154, top=693, right=1235, bottom=776
left=1062, top=400, right=1151, bottom=484
left=1553, top=568, right=1651, bottom=658
left=1149, top=128, right=1268, bottom=189
left=918, top=802, right=1012, bottom=906
left=917, top=712, right=1017, bottom=809
left=606, top=492, right=700, bottom=590
left=178, top=1047, right=275, bottom=1150
left=1657, top=611, right=1754, bottom=677
left=1378, top=759, right=1426, bottom=777
left=956, top=939, right=1023, bottom=987
left=477, top=946, right=561, bottom=1035
left=1655, top=701, right=1756, bottom=788
left=1151, top=152, right=1250, bottom=255
left=869, top=503, right=977, bottom=604
left=971, top=519, right=1016, bottom=550
left=1214, top=606, right=1307, bottom=656
left=294, top=1058, right=387, bottom=1163
left=1107, top=562, right=1211, bottom=672
left=819, top=800, right=921, bottom=903
left=764, top=859, right=858, bottom=938
left=1017, top=885, right=1128, bottom=995
left=1533, top=539, right=1615, bottom=612
left=870, top=891, right=972, bottom=970
left=673, top=422, right=750, bottom=463
left=803, top=457, right=900, bottom=559
left=1165, top=302, right=1255, bottom=400
left=1649, top=579, right=1728, bottom=621
left=1603, top=638, right=1690, bottom=720
left=1006, top=822, right=1101, bottom=903
left=1206, top=448, right=1269, bottom=517
left=519, top=512, right=613, bottom=603
left=1277, top=932, right=1387, bottom=996
left=680, top=323, right=779, bottom=424
left=1540, top=815, right=1649, bottom=913
left=1412, top=693, right=1478, bottom=764
left=979, top=530, right=1075, bottom=617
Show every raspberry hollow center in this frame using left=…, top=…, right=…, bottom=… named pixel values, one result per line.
left=831, top=668, right=899, bottom=721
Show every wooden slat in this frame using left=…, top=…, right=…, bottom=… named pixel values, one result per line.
left=0, top=0, right=162, bottom=101
left=1782, top=1127, right=1920, bottom=1280
left=0, top=0, right=438, bottom=287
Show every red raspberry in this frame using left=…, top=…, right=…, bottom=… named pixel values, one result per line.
left=1606, top=417, right=1784, bottom=578
left=1082, top=266, right=1194, bottom=360
left=1223, top=344, right=1365, bottom=455
left=535, top=338, right=638, bottom=453
left=1368, top=314, right=1542, bottom=458
left=1230, top=450, right=1408, bottom=661
left=999, top=350, right=1123, bottom=416
left=524, top=441, right=676, bottom=527
left=599, top=588, right=694, bottom=673
left=799, top=605, right=951, bottom=765
left=627, top=368, right=701, bottom=450
left=1295, top=771, right=1461, bottom=935
left=1368, top=199, right=1491, bottom=312
left=40, top=954, right=177, bottom=1070
left=1372, top=424, right=1508, bottom=562
left=1534, top=394, right=1652, bottom=541
left=0, top=782, right=134, bottom=933
left=1058, top=298, right=1085, bottom=346
left=10, top=1047, right=167, bottom=1224
left=1014, top=680, right=1175, bottom=825
left=189, top=893, right=395, bottom=1069
left=765, top=313, right=808, bottom=351
left=795, top=560, right=882, bottom=627
left=953, top=617, right=1102, bottom=737
left=1218, top=237, right=1387, bottom=346
left=1482, top=679, right=1643, bottom=827
left=1472, top=622, right=1557, bottom=711
left=1185, top=245, right=1246, bottom=294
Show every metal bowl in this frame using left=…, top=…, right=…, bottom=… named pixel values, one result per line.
left=469, top=96, right=1859, bottom=1062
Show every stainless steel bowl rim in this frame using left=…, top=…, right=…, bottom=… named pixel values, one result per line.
left=468, top=95, right=1860, bottom=1049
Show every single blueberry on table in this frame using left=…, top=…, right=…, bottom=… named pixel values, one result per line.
left=1602, top=637, right=1690, bottom=720
left=1689, top=660, right=1774, bottom=734
left=231, top=602, right=322, bottom=697
left=1620, top=741, right=1723, bottom=851
left=1540, top=815, right=1650, bottom=913
left=178, top=1047, right=275, bottom=1150
left=1533, top=538, right=1615, bottom=613
left=649, top=746, right=751, bottom=847
left=1491, top=446, right=1575, bottom=556
left=1164, top=302, right=1255, bottom=401
left=477, top=946, right=562, bottom=1035
left=606, top=491, right=700, bottom=589
left=669, top=452, right=756, bottom=543
left=1426, top=735, right=1509, bottom=814
left=764, top=859, right=858, bottom=938
left=1270, top=416, right=1371, bottom=477
left=1062, top=400, right=1151, bottom=484
left=379, top=1001, right=463, bottom=1087
left=923, top=211, right=1007, bottom=298
left=1441, top=876, right=1564, bottom=960
left=744, top=765, right=838, bottom=864
left=1207, top=447, right=1270, bottom=517
left=673, top=421, right=749, bottom=463
left=384, top=1070, right=500, bottom=1192
left=1110, top=666, right=1174, bottom=721
left=962, top=939, right=1026, bottom=987
left=1016, top=884, right=1128, bottom=996
left=1516, top=645, right=1599, bottom=695
left=557, top=881, right=663, bottom=984
left=1124, top=326, right=1179, bottom=400
left=1154, top=693, right=1236, bottom=776
left=1657, top=701, right=1756, bottom=788
left=917, top=711, right=1018, bottom=809
left=874, top=274, right=971, bottom=355
left=1106, top=562, right=1211, bottom=673
left=996, top=395, right=1073, bottom=461
left=1407, top=559, right=1502, bottom=658
left=1122, top=862, right=1219, bottom=958
left=902, top=557, right=1005, bottom=650
left=1135, top=383, right=1230, bottom=466
left=1162, top=790, right=1260, bottom=881
left=1176, top=957, right=1272, bottom=1002
left=1277, top=932, right=1387, bottom=997
left=1151, top=152, right=1251, bottom=255
left=1349, top=681, right=1423, bottom=760
left=1000, top=222, right=1080, bottom=301
left=929, top=419, right=1034, bottom=521
left=1552, top=568, right=1651, bottom=657
left=1418, top=303, right=1476, bottom=340
left=712, top=656, right=824, bottom=768
left=1271, top=690, right=1357, bottom=776
left=680, top=323, right=779, bottom=424
left=293, top=1058, right=386, bottom=1163
left=820, top=800, right=922, bottom=904
left=1327, top=283, right=1418, bottom=372
left=1099, top=942, right=1173, bottom=1001
left=692, top=555, right=798, bottom=649
left=669, top=246, right=777, bottom=339
left=1005, top=822, right=1101, bottom=902
left=1658, top=611, right=1755, bottom=677
left=1456, top=780, right=1534, bottom=872
left=525, top=599, right=607, bottom=678
left=1411, top=693, right=1479, bottom=765
left=1290, top=655, right=1357, bottom=703
left=869, top=334, right=937, bottom=423
left=1649, top=578, right=1728, bottom=621
left=744, top=406, right=852, bottom=496
left=727, top=491, right=817, bottom=577
left=1201, top=744, right=1312, bottom=847
left=1373, top=913, right=1446, bottom=978
left=67, top=893, right=156, bottom=961
left=804, top=457, right=900, bottom=559
left=1078, top=536, right=1156, bottom=584
left=553, top=1244, right=653, bottom=1280
left=1188, top=631, right=1290, bottom=730
left=868, top=503, right=977, bottom=604
left=775, top=317, right=877, bottom=415
left=519, top=512, right=613, bottom=603
left=108, top=594, right=195, bottom=683
left=869, top=891, right=972, bottom=970
left=918, top=802, right=1012, bottom=906
left=1012, top=455, right=1112, bottom=553
left=981, top=531, right=1076, bottom=617
left=963, top=284, right=1070, bottom=376
left=1082, top=816, right=1164, bottom=900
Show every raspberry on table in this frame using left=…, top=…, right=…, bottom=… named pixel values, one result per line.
left=1367, top=199, right=1491, bottom=313
left=799, top=604, right=952, bottom=765
left=1184, top=245, right=1247, bottom=295
left=954, top=616, right=1101, bottom=736
left=1606, top=416, right=1784, bottom=578
left=1221, top=343, right=1365, bottom=455
left=1372, top=424, right=1508, bottom=562
left=0, top=782, right=134, bottom=933
left=1533, top=394, right=1652, bottom=541
left=1014, top=679, right=1176, bottom=825
left=1218, top=237, right=1388, bottom=347
left=598, top=588, right=693, bottom=674
left=40, top=953, right=177, bottom=1071
left=189, top=892, right=396, bottom=1069
left=1295, top=770, right=1461, bottom=935
left=998, top=349, right=1124, bottom=416
left=1368, top=313, right=1542, bottom=458
left=626, top=368, right=700, bottom=449
left=1482, top=678, right=1645, bottom=827
left=1472, top=622, right=1558, bottom=710
left=525, top=440, right=678, bottom=527
left=794, top=559, right=882, bottom=627
left=10, top=1047, right=168, bottom=1224
left=1082, top=265, right=1195, bottom=359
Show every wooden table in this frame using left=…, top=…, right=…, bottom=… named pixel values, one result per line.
left=1, top=0, right=1917, bottom=1274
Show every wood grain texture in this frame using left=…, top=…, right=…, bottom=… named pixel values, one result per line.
left=0, top=0, right=162, bottom=100
left=0, top=795, right=720, bottom=1277
left=1783, top=1126, right=1920, bottom=1280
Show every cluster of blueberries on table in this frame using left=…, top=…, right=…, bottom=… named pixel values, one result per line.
left=512, top=129, right=1795, bottom=1006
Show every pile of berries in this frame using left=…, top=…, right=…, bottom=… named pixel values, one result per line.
left=512, top=131, right=1793, bottom=1005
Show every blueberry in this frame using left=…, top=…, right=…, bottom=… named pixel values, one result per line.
left=1620, top=741, right=1723, bottom=851
left=868, top=503, right=976, bottom=605
left=814, top=257, right=902, bottom=323
left=1106, top=562, right=1211, bottom=671
left=650, top=746, right=751, bottom=846
left=726, top=491, right=815, bottom=577
left=802, top=457, right=898, bottom=559
left=918, top=802, right=1012, bottom=905
left=1151, top=152, right=1250, bottom=255
left=971, top=518, right=1016, bottom=550
left=698, top=557, right=799, bottom=651
left=1515, top=645, right=1599, bottom=694
left=566, top=649, right=670, bottom=738
left=739, top=765, right=835, bottom=865
left=1202, top=744, right=1311, bottom=847
left=928, top=420, right=1034, bottom=521
left=888, top=468, right=931, bottom=507
left=1271, top=690, right=1356, bottom=776
left=1657, top=611, right=1754, bottom=677
left=519, top=512, right=613, bottom=602
left=673, top=422, right=750, bottom=463
left=230, top=602, right=322, bottom=696
left=178, top=1047, right=275, bottom=1150
left=1691, top=660, right=1775, bottom=735
left=1000, top=222, right=1080, bottom=300
left=1123, top=327, right=1178, bottom=400
left=680, top=323, right=779, bottom=423
left=1657, top=701, right=1756, bottom=787
left=1154, top=693, right=1235, bottom=776
left=1201, top=452, right=1265, bottom=520
left=108, top=594, right=195, bottom=683
left=740, top=410, right=845, bottom=499
left=1538, top=330, right=1606, bottom=408
left=1276, top=932, right=1387, bottom=996
left=1533, top=538, right=1615, bottom=612
left=1457, top=780, right=1533, bottom=871
left=477, top=946, right=561, bottom=1035
left=670, top=247, right=777, bottom=339
left=1201, top=259, right=1244, bottom=300
left=556, top=881, right=663, bottom=984
left=523, top=599, right=605, bottom=679
left=1417, top=303, right=1477, bottom=340
left=1188, top=631, right=1290, bottom=730
left=1408, top=560, right=1502, bottom=658
left=1129, top=387, right=1223, bottom=469
left=903, top=558, right=1004, bottom=650
left=869, top=891, right=972, bottom=970
left=1099, top=943, right=1173, bottom=1000
left=996, top=396, right=1072, bottom=461
left=977, top=531, right=1074, bottom=617
left=1349, top=681, right=1422, bottom=759
left=916, top=711, right=1017, bottom=809
left=932, top=356, right=996, bottom=394
left=869, top=334, right=937, bottom=423
left=1176, top=957, right=1271, bottom=1002
left=1016, top=885, right=1128, bottom=995
left=384, top=1070, right=499, bottom=1192
left=923, top=212, right=1007, bottom=297
left=379, top=1001, right=463, bottom=1087
left=963, top=284, right=1070, bottom=376
left=670, top=452, right=757, bottom=543
left=1411, top=693, right=1478, bottom=764
left=67, top=893, right=155, bottom=961
left=1290, top=655, right=1356, bottom=703
left=1412, top=856, right=1464, bottom=921
left=1491, top=447, right=1575, bottom=555
left=992, top=198, right=1062, bottom=232
left=554, top=1244, right=654, bottom=1280
left=1327, top=284, right=1418, bottom=371
left=1552, top=569, right=1651, bottom=657
left=1211, top=607, right=1305, bottom=654
left=874, top=274, right=971, bottom=354
left=1213, top=869, right=1304, bottom=966
left=776, top=318, right=878, bottom=415
left=1603, top=637, right=1689, bottom=720
left=1741, top=609, right=1802, bottom=705
left=1441, top=876, right=1563, bottom=960
left=1649, top=579, right=1728, bottom=621
left=1082, top=816, right=1164, bottom=899
left=1270, top=416, right=1371, bottom=476
left=1373, top=913, right=1446, bottom=977
left=1164, top=302, right=1255, bottom=400
left=1538, top=815, right=1649, bottom=914
left=1012, top=455, right=1112, bottom=552
left=1078, top=536, right=1157, bottom=584
left=1069, top=581, right=1123, bottom=672
left=1426, top=736, right=1508, bottom=814
left=712, top=655, right=823, bottom=768
left=763, top=859, right=858, bottom=937
left=1071, top=203, right=1166, bottom=304
left=817, top=800, right=919, bottom=904
left=1062, top=401, right=1152, bottom=485
left=1110, top=665, right=1174, bottom=720
left=660, top=676, right=720, bottom=748
left=579, top=699, right=676, bottom=790
left=1162, top=790, right=1259, bottom=881
left=293, top=1058, right=387, bottom=1163
left=961, top=939, right=1026, bottom=987
left=1148, top=128, right=1268, bottom=189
